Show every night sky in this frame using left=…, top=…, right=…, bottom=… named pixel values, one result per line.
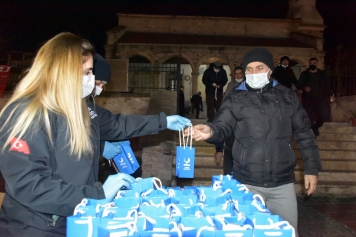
left=1, top=0, right=356, bottom=56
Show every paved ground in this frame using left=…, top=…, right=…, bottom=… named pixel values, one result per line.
left=298, top=194, right=356, bottom=237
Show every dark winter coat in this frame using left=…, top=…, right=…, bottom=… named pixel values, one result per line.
left=272, top=65, right=298, bottom=89
left=298, top=68, right=331, bottom=101
left=191, top=93, right=203, bottom=109
left=0, top=97, right=167, bottom=237
left=206, top=80, right=322, bottom=187
left=202, top=63, right=228, bottom=96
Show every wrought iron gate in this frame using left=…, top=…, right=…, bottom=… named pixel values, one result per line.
left=128, top=63, right=181, bottom=93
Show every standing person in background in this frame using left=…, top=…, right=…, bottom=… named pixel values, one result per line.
left=179, top=85, right=185, bottom=117
left=188, top=48, right=321, bottom=234
left=272, top=56, right=299, bottom=89
left=202, top=61, right=228, bottom=122
left=0, top=32, right=191, bottom=237
left=214, top=66, right=245, bottom=174
left=298, top=57, right=335, bottom=137
left=190, top=91, right=203, bottom=119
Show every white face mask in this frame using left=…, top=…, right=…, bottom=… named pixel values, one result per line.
left=214, top=69, right=220, bottom=73
left=94, top=85, right=103, bottom=96
left=235, top=78, right=244, bottom=83
left=82, top=75, right=95, bottom=98
left=281, top=64, right=288, bottom=68
left=246, top=69, right=270, bottom=89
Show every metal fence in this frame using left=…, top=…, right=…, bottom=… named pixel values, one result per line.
left=329, top=66, right=356, bottom=97
left=128, top=63, right=181, bottom=93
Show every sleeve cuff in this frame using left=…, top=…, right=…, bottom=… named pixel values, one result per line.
left=159, top=112, right=167, bottom=130
left=304, top=168, right=319, bottom=176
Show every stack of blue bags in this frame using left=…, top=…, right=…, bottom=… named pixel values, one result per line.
left=67, top=175, right=295, bottom=237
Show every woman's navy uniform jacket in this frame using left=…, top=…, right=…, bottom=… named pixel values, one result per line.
left=0, top=97, right=167, bottom=236
left=206, top=80, right=322, bottom=187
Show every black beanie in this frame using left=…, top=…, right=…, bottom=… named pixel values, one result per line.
left=243, top=48, right=275, bottom=71
left=93, top=54, right=111, bottom=83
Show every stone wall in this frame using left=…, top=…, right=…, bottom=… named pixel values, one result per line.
left=118, top=14, right=300, bottom=38
left=330, top=95, right=356, bottom=122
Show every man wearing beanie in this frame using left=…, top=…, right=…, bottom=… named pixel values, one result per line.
left=93, top=53, right=111, bottom=96
left=271, top=56, right=298, bottom=89
left=189, top=47, right=322, bottom=234
left=202, top=61, right=228, bottom=122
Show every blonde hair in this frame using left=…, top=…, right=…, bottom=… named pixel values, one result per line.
left=0, top=32, right=95, bottom=158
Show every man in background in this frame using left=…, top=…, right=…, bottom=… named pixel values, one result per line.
left=298, top=57, right=334, bottom=136
left=272, top=56, right=298, bottom=89
left=191, top=91, right=203, bottom=119
left=202, top=61, right=228, bottom=122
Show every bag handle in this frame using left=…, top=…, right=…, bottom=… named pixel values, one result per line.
left=73, top=216, right=93, bottom=237
left=171, top=221, right=183, bottom=237
left=253, top=219, right=295, bottom=237
left=196, top=216, right=215, bottom=237
left=180, top=126, right=193, bottom=149
left=166, top=203, right=183, bottom=218
left=73, top=198, right=88, bottom=215
left=236, top=184, right=249, bottom=193
left=251, top=194, right=269, bottom=213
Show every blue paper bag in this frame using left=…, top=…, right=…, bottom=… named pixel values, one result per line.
left=176, top=127, right=195, bottom=178
left=176, top=146, right=195, bottom=178
left=112, top=141, right=140, bottom=175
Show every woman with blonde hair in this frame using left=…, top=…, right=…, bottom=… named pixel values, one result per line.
left=0, top=32, right=190, bottom=236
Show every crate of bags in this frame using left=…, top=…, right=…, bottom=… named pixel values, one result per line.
left=67, top=175, right=295, bottom=237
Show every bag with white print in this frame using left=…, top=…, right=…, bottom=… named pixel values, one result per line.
left=66, top=198, right=113, bottom=237
left=111, top=140, right=140, bottom=175
left=250, top=213, right=295, bottom=237
left=213, top=215, right=254, bottom=237
left=176, top=127, right=195, bottom=178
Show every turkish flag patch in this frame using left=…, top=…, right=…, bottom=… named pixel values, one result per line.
left=10, top=138, right=30, bottom=155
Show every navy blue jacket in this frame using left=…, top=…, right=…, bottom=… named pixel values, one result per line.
left=0, top=97, right=167, bottom=236
left=206, top=80, right=322, bottom=187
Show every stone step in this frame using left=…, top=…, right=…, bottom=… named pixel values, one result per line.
left=177, top=137, right=356, bottom=151
left=292, top=140, right=356, bottom=150
left=318, top=133, right=356, bottom=142
left=319, top=122, right=356, bottom=134
left=174, top=147, right=356, bottom=161
left=176, top=121, right=356, bottom=195
left=173, top=155, right=356, bottom=171
left=170, top=179, right=356, bottom=195
left=172, top=165, right=356, bottom=183
left=188, top=121, right=356, bottom=134
left=295, top=149, right=356, bottom=160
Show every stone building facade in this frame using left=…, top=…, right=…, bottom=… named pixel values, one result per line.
left=104, top=0, right=325, bottom=95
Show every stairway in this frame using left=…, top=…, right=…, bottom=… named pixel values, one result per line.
left=171, top=120, right=356, bottom=195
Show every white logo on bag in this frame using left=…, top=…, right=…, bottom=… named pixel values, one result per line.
left=119, top=157, right=127, bottom=169
left=127, top=153, right=135, bottom=164
left=183, top=158, right=190, bottom=170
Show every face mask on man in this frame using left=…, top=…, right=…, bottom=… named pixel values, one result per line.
left=94, top=85, right=103, bottom=96
left=309, top=65, right=317, bottom=70
left=245, top=69, right=270, bottom=89
left=214, top=69, right=220, bottom=73
left=235, top=78, right=244, bottom=83
left=82, top=75, right=95, bottom=98
left=281, top=64, right=288, bottom=68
